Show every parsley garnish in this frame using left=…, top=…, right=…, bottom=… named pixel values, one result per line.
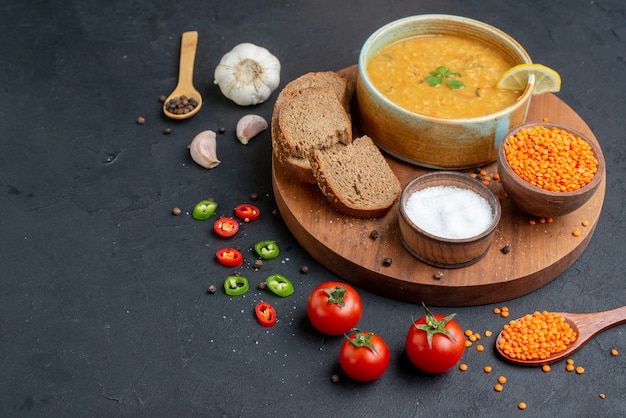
left=425, top=66, right=465, bottom=90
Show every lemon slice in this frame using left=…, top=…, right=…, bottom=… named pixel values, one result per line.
left=497, top=64, right=561, bottom=94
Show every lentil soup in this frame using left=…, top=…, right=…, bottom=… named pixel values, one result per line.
left=366, top=35, right=522, bottom=118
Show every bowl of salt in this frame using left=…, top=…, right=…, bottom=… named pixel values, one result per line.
left=398, top=171, right=501, bottom=268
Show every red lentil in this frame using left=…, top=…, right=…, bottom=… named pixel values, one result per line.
left=459, top=363, right=468, bottom=371
left=542, top=364, right=551, bottom=372
left=581, top=220, right=590, bottom=227
left=518, top=402, right=527, bottom=410
left=483, top=366, right=493, bottom=373
left=572, top=229, right=581, bottom=237
left=575, top=366, right=585, bottom=374
left=494, top=383, right=504, bottom=392
left=498, top=375, right=507, bottom=384
left=599, top=393, right=606, bottom=399
left=485, top=330, right=493, bottom=337
left=504, top=125, right=598, bottom=192
left=476, top=344, right=485, bottom=352
left=611, top=348, right=619, bottom=356
left=497, top=311, right=577, bottom=361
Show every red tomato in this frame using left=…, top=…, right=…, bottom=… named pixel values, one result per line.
left=405, top=304, right=465, bottom=374
left=306, top=281, right=362, bottom=336
left=340, top=330, right=390, bottom=382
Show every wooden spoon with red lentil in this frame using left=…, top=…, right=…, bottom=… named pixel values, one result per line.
left=495, top=306, right=626, bottom=366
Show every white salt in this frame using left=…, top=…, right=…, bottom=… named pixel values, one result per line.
left=404, top=186, right=494, bottom=239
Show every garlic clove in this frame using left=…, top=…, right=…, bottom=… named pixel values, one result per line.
left=189, top=130, right=220, bottom=169
left=236, top=114, right=268, bottom=145
left=214, top=43, right=281, bottom=106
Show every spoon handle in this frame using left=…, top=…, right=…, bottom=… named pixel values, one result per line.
left=562, top=305, right=626, bottom=340
left=176, top=31, right=198, bottom=90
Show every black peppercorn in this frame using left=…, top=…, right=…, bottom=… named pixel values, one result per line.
left=207, top=285, right=217, bottom=294
left=253, top=259, right=263, bottom=270
left=300, top=265, right=309, bottom=274
left=383, top=257, right=392, bottom=266
left=501, top=245, right=511, bottom=254
left=369, top=230, right=379, bottom=240
left=163, top=127, right=172, bottom=135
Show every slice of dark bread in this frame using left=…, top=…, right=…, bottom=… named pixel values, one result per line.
left=277, top=87, right=352, bottom=159
left=271, top=72, right=355, bottom=183
left=308, top=135, right=401, bottom=218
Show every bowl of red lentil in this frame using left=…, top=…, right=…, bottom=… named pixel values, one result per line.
left=357, top=14, right=535, bottom=169
left=497, top=122, right=605, bottom=218
left=398, top=171, right=501, bottom=268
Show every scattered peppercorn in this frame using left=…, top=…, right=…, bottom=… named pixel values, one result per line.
left=253, top=259, right=264, bottom=270
left=271, top=208, right=280, bottom=218
left=382, top=257, right=392, bottom=266
left=136, top=116, right=146, bottom=125
left=501, top=245, right=511, bottom=254
left=207, top=285, right=217, bottom=294
left=434, top=271, right=444, bottom=280
left=300, top=265, right=309, bottom=274
left=218, top=127, right=226, bottom=134
left=172, top=207, right=182, bottom=216
left=164, top=95, right=199, bottom=115
left=159, top=95, right=167, bottom=102
left=257, top=281, right=267, bottom=290
left=369, top=230, right=379, bottom=240
left=249, top=192, right=259, bottom=201
left=163, top=127, right=172, bottom=135
left=331, top=374, right=340, bottom=383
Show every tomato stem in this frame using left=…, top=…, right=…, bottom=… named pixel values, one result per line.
left=413, top=303, right=458, bottom=349
left=344, top=329, right=379, bottom=354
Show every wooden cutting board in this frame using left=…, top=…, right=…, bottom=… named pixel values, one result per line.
left=272, top=66, right=606, bottom=306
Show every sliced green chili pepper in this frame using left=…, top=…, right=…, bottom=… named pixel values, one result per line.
left=254, top=240, right=280, bottom=260
left=192, top=199, right=217, bottom=220
left=223, top=275, right=249, bottom=296
left=265, top=274, right=294, bottom=297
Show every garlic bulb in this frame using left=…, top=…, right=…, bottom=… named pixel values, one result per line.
left=214, top=43, right=281, bottom=106
left=236, top=114, right=268, bottom=145
left=189, top=130, right=220, bottom=169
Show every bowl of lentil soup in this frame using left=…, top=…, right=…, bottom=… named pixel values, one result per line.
left=398, top=171, right=501, bottom=268
left=357, top=15, right=534, bottom=169
left=497, top=122, right=605, bottom=218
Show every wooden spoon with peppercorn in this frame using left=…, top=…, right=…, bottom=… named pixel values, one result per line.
left=495, top=305, right=626, bottom=366
left=163, top=31, right=202, bottom=120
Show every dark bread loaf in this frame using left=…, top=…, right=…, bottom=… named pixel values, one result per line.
left=307, top=135, right=401, bottom=218
left=271, top=72, right=355, bottom=183
left=277, top=87, right=352, bottom=159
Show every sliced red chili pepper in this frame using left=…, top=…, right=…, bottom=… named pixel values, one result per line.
left=216, top=248, right=243, bottom=267
left=214, top=217, right=239, bottom=238
left=255, top=301, right=277, bottom=327
left=224, top=276, right=249, bottom=296
left=234, top=204, right=260, bottom=222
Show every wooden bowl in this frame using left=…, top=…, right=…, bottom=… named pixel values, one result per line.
left=398, top=171, right=501, bottom=268
left=496, top=122, right=605, bottom=218
left=357, top=15, right=534, bottom=169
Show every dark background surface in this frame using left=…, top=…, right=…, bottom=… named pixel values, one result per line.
left=1, top=0, right=625, bottom=416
